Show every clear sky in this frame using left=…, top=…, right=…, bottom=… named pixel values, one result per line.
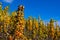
left=0, top=0, right=60, bottom=21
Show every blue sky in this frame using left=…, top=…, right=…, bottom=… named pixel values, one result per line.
left=0, top=0, right=60, bottom=21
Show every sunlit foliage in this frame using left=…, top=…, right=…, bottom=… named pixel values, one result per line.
left=0, top=2, right=60, bottom=40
